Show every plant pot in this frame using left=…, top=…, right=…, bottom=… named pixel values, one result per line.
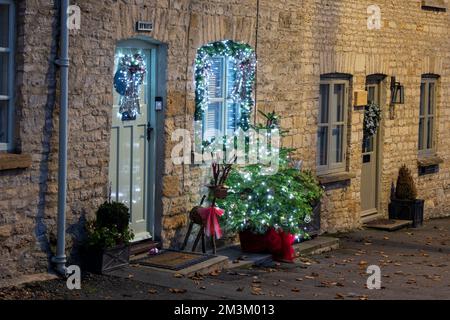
left=389, top=198, right=424, bottom=228
left=299, top=202, right=321, bottom=239
left=239, top=230, right=268, bottom=253
left=81, top=244, right=130, bottom=274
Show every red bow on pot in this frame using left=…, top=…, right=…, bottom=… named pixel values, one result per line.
left=198, top=206, right=224, bottom=239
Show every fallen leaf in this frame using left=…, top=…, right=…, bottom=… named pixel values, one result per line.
left=335, top=293, right=345, bottom=300
left=169, top=288, right=187, bottom=294
left=174, top=273, right=184, bottom=278
left=148, top=289, right=158, bottom=294
left=291, top=288, right=300, bottom=293
left=209, top=270, right=221, bottom=276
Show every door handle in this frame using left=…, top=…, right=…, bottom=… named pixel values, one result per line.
left=147, top=122, right=153, bottom=141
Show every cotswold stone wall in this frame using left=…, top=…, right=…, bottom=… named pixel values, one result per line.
left=1, top=0, right=449, bottom=282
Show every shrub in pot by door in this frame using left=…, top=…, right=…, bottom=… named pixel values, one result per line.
left=296, top=170, right=323, bottom=239
left=82, top=201, right=134, bottom=274
left=389, top=165, right=424, bottom=228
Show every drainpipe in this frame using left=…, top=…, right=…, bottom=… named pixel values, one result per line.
left=51, top=0, right=70, bottom=277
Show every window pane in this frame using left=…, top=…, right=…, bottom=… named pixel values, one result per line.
left=362, top=134, right=374, bottom=153
left=204, top=102, right=222, bottom=141
left=428, top=82, right=435, bottom=115
left=0, top=5, right=9, bottom=48
left=418, top=118, right=424, bottom=151
left=226, top=59, right=238, bottom=99
left=368, top=86, right=375, bottom=104
left=0, top=52, right=8, bottom=96
left=331, top=125, right=344, bottom=164
left=208, top=58, right=224, bottom=99
left=419, top=83, right=425, bottom=116
left=0, top=100, right=7, bottom=143
left=317, top=127, right=328, bottom=166
left=226, top=102, right=238, bottom=133
left=427, top=117, right=434, bottom=150
left=333, top=84, right=345, bottom=122
left=319, top=84, right=329, bottom=124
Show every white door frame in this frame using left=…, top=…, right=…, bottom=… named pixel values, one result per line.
left=110, top=39, right=159, bottom=242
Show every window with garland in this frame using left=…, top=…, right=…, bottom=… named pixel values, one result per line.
left=194, top=40, right=257, bottom=144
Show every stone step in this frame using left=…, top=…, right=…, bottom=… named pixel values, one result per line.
left=130, top=239, right=160, bottom=257
left=363, top=219, right=413, bottom=231
left=218, top=236, right=340, bottom=269
left=294, top=236, right=340, bottom=255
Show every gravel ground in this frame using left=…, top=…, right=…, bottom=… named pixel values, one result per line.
left=1, top=218, right=449, bottom=300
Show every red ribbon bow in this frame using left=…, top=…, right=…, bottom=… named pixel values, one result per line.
left=198, top=206, right=224, bottom=239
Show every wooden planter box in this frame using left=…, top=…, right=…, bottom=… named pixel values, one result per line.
left=82, top=244, right=130, bottom=274
left=299, top=202, right=321, bottom=238
left=389, top=198, right=424, bottom=228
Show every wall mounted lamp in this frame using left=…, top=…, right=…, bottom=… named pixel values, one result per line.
left=390, top=76, right=405, bottom=105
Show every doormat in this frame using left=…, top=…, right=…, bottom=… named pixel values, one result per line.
left=135, top=250, right=215, bottom=271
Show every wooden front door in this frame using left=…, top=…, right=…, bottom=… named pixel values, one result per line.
left=108, top=40, right=157, bottom=242
left=360, top=80, right=381, bottom=218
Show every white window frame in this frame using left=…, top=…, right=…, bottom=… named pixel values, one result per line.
left=0, top=0, right=15, bottom=151
left=418, top=76, right=438, bottom=156
left=317, top=78, right=349, bottom=175
left=202, top=56, right=240, bottom=141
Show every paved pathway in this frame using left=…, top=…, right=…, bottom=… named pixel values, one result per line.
left=1, top=218, right=449, bottom=300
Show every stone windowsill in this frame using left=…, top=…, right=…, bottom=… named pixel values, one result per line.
left=417, top=154, right=444, bottom=167
left=422, top=0, right=447, bottom=11
left=0, top=153, right=32, bottom=171
left=317, top=171, right=356, bottom=185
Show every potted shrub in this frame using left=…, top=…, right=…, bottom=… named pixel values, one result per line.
left=82, top=201, right=134, bottom=274
left=296, top=170, right=324, bottom=239
left=389, top=165, right=424, bottom=228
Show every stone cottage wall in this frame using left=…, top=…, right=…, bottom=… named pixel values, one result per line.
left=1, top=0, right=449, bottom=282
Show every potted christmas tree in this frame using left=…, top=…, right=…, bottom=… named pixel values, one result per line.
left=389, top=165, right=424, bottom=228
left=217, top=111, right=323, bottom=262
left=82, top=201, right=134, bottom=274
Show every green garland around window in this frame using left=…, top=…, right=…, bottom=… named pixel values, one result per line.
left=194, top=40, right=257, bottom=131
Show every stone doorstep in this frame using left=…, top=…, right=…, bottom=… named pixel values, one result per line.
left=129, top=254, right=229, bottom=278
left=363, top=219, right=413, bottom=232
left=294, top=236, right=340, bottom=256
left=219, top=236, right=340, bottom=269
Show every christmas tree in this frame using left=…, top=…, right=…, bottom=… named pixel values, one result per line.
left=217, top=111, right=323, bottom=239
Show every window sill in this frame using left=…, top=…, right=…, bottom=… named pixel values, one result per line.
left=421, top=0, right=447, bottom=11
left=317, top=171, right=356, bottom=185
left=417, top=154, right=443, bottom=167
left=0, top=153, right=32, bottom=171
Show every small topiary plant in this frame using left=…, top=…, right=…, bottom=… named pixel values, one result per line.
left=395, top=165, right=418, bottom=200
left=86, top=201, right=134, bottom=249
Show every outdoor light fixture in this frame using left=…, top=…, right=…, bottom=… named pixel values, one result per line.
left=390, top=76, right=405, bottom=105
